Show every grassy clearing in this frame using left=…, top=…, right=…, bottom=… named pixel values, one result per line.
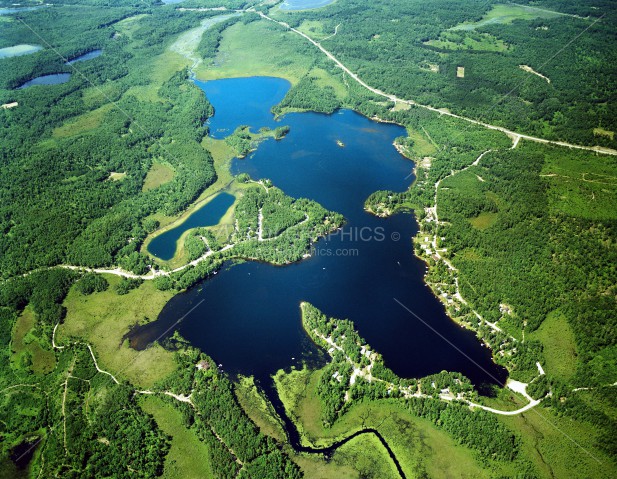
left=499, top=407, right=617, bottom=479
left=593, top=127, right=614, bottom=141
left=426, top=32, right=508, bottom=52
left=140, top=395, right=214, bottom=479
left=194, top=20, right=314, bottom=84
left=10, top=307, right=55, bottom=375
left=59, top=275, right=176, bottom=388
left=296, top=20, right=327, bottom=40
left=405, top=128, right=438, bottom=157
left=529, top=310, right=577, bottom=381
left=234, top=376, right=286, bottom=442
left=331, top=433, right=400, bottom=479
left=470, top=211, right=498, bottom=229
left=81, top=82, right=124, bottom=109
left=52, top=103, right=115, bottom=138
left=107, top=171, right=127, bottom=181
left=143, top=162, right=175, bottom=192
left=113, top=14, right=151, bottom=39
left=451, top=3, right=562, bottom=31
left=542, top=149, right=617, bottom=220
left=273, top=367, right=500, bottom=478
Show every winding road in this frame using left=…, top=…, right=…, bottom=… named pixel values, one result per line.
left=257, top=12, right=617, bottom=156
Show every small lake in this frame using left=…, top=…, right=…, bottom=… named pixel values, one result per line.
left=280, top=0, right=336, bottom=11
left=0, top=44, right=42, bottom=59
left=17, top=73, right=71, bottom=89
left=0, top=6, right=44, bottom=15
left=66, top=49, right=102, bottom=64
left=132, top=76, right=506, bottom=391
left=148, top=192, right=235, bottom=261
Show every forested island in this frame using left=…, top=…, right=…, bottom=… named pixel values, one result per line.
left=1, top=0, right=616, bottom=478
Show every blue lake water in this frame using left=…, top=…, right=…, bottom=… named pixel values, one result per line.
left=66, top=49, right=102, bottom=64
left=17, top=73, right=71, bottom=89
left=0, top=6, right=44, bottom=15
left=132, top=76, right=506, bottom=390
left=280, top=0, right=336, bottom=11
left=196, top=77, right=290, bottom=138
left=0, top=44, right=42, bottom=59
left=148, top=192, right=235, bottom=261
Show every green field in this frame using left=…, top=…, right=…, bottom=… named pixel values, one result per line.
left=530, top=310, right=577, bottom=382
left=195, top=20, right=313, bottom=83
left=59, top=276, right=176, bottom=388
left=140, top=395, right=214, bottom=479
left=273, top=367, right=506, bottom=478
left=10, top=307, right=55, bottom=375
left=451, top=3, right=564, bottom=30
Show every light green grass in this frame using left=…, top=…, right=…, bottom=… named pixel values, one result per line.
left=451, top=4, right=563, bottom=31
left=498, top=407, right=617, bottom=479
left=52, top=104, right=115, bottom=138
left=143, top=162, right=175, bottom=192
left=234, top=376, right=286, bottom=442
left=59, top=276, right=176, bottom=388
left=194, top=20, right=313, bottom=84
left=426, top=32, right=508, bottom=52
left=470, top=211, right=498, bottom=229
left=542, top=150, right=617, bottom=221
left=331, top=433, right=400, bottom=479
left=530, top=310, right=577, bottom=381
left=140, top=395, right=214, bottom=479
left=273, top=367, right=501, bottom=478
left=10, top=307, right=55, bottom=375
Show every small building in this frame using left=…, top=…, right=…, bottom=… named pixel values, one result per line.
left=196, top=360, right=210, bottom=371
left=456, top=66, right=465, bottom=78
left=1, top=102, right=18, bottom=109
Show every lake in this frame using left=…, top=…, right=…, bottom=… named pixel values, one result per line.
left=148, top=192, right=235, bottom=261
left=132, top=76, right=506, bottom=391
left=0, top=44, right=42, bottom=59
left=280, top=0, right=336, bottom=11
left=66, top=49, right=102, bottom=64
left=17, top=73, right=71, bottom=89
left=0, top=6, right=44, bottom=15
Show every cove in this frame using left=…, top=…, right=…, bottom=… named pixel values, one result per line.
left=132, top=76, right=506, bottom=392
left=148, top=192, right=235, bottom=261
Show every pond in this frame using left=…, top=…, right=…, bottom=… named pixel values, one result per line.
left=66, top=49, right=102, bottom=64
left=17, top=73, right=71, bottom=89
left=131, top=76, right=506, bottom=392
left=0, top=44, right=42, bottom=59
left=148, top=192, right=236, bottom=261
left=279, top=0, right=337, bottom=11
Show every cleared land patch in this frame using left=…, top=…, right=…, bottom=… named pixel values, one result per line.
left=143, top=162, right=175, bottom=192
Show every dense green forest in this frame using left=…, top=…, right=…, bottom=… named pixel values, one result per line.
left=272, top=0, right=617, bottom=147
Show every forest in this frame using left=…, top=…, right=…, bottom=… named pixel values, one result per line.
left=272, top=0, right=617, bottom=148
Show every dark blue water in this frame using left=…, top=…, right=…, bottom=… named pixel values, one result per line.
left=196, top=77, right=289, bottom=138
left=132, top=77, right=506, bottom=389
left=17, top=73, right=71, bottom=89
left=66, top=49, right=102, bottom=65
left=148, top=192, right=235, bottom=261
